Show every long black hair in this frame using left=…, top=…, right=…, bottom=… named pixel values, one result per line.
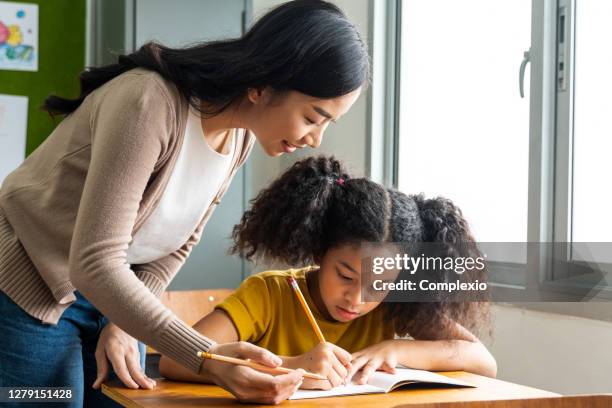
left=231, top=155, right=490, bottom=338
left=43, top=0, right=369, bottom=116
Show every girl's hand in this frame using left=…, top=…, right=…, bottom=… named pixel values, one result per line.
left=202, top=342, right=304, bottom=405
left=348, top=340, right=399, bottom=384
left=286, top=342, right=352, bottom=390
left=93, top=322, right=156, bottom=390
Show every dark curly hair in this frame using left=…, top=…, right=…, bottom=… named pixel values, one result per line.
left=231, top=155, right=490, bottom=339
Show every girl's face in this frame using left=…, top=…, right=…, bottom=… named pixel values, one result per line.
left=315, top=244, right=382, bottom=323
left=245, top=88, right=361, bottom=156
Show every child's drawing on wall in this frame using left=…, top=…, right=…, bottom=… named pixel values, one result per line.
left=0, top=1, right=38, bottom=71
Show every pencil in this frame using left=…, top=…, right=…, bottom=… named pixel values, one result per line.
left=287, top=276, right=326, bottom=343
left=197, top=351, right=326, bottom=381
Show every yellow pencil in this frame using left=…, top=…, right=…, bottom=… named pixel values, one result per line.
left=197, top=351, right=326, bottom=380
left=287, top=276, right=326, bottom=343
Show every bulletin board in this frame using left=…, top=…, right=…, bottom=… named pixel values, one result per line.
left=0, top=0, right=85, bottom=155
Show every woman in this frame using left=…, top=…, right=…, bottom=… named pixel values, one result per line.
left=0, top=0, right=367, bottom=406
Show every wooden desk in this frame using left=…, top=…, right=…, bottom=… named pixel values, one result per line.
left=396, top=395, right=612, bottom=407
left=101, top=371, right=560, bottom=408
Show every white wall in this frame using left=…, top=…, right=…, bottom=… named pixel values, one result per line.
left=489, top=304, right=612, bottom=394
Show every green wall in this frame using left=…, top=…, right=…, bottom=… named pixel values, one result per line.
left=0, top=0, right=86, bottom=155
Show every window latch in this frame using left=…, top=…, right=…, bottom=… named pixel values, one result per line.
left=519, top=48, right=531, bottom=98
left=557, top=5, right=568, bottom=91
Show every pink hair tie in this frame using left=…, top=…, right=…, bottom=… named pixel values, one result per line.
left=336, top=177, right=345, bottom=186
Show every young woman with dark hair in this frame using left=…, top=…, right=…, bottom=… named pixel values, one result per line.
left=158, top=156, right=496, bottom=390
left=0, top=1, right=368, bottom=405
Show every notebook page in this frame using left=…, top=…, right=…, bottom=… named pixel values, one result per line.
left=290, top=368, right=474, bottom=399
left=368, top=368, right=474, bottom=392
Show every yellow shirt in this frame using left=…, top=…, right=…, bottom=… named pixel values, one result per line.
left=215, top=267, right=395, bottom=356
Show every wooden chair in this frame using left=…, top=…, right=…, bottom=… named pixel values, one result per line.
left=394, top=394, right=612, bottom=408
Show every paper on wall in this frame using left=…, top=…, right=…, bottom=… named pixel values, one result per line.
left=0, top=93, right=27, bottom=184
left=0, top=1, right=38, bottom=71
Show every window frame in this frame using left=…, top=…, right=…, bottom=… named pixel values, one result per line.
left=551, top=0, right=612, bottom=288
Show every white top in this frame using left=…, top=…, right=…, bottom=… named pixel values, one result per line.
left=126, top=109, right=235, bottom=265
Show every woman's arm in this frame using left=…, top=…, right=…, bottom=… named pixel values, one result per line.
left=160, top=310, right=354, bottom=391
left=159, top=309, right=302, bottom=402
left=159, top=309, right=239, bottom=383
left=69, top=72, right=216, bottom=375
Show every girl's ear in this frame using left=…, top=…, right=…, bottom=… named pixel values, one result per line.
left=247, top=87, right=270, bottom=105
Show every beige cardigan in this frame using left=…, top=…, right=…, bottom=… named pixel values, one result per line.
left=0, top=68, right=254, bottom=374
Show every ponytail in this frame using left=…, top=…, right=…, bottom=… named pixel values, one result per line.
left=231, top=156, right=349, bottom=265
left=411, top=194, right=476, bottom=244
left=231, top=155, right=401, bottom=266
left=386, top=194, right=490, bottom=339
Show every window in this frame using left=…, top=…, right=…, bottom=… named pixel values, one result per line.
left=566, top=0, right=612, bottom=257
left=379, top=0, right=612, bottom=300
left=397, top=0, right=531, bottom=262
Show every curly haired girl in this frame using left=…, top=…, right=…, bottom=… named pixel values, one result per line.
left=159, top=156, right=496, bottom=390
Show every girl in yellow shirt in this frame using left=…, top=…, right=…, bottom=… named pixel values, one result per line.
left=160, top=156, right=496, bottom=390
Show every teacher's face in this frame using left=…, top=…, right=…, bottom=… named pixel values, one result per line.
left=245, top=87, right=361, bottom=156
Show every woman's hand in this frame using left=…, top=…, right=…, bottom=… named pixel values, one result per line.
left=284, top=342, right=352, bottom=390
left=92, top=322, right=156, bottom=390
left=202, top=342, right=304, bottom=405
left=348, top=340, right=399, bottom=384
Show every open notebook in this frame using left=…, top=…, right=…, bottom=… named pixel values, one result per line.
left=289, top=367, right=475, bottom=400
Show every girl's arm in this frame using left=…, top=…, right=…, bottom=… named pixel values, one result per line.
left=354, top=338, right=496, bottom=377
left=280, top=342, right=353, bottom=390
left=158, top=309, right=239, bottom=383
left=403, top=317, right=496, bottom=376
left=349, top=320, right=497, bottom=382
